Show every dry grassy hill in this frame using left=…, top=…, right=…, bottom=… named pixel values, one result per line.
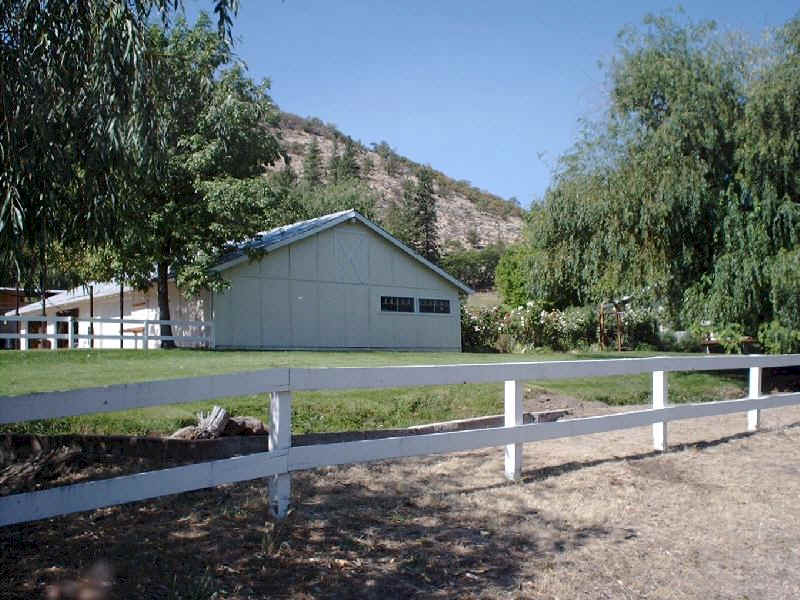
left=270, top=113, right=525, bottom=248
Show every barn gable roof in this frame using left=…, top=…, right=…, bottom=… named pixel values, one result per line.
left=214, top=209, right=473, bottom=294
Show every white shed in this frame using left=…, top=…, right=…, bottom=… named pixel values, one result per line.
left=7, top=210, right=472, bottom=351
left=212, top=209, right=472, bottom=350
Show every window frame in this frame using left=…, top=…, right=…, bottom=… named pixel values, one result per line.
left=418, top=298, right=451, bottom=315
left=380, top=295, right=415, bottom=313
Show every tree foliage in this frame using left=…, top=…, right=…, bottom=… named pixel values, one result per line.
left=102, top=16, right=284, bottom=343
left=503, top=11, right=800, bottom=350
left=440, top=244, right=504, bottom=291
left=302, top=139, right=323, bottom=187
left=0, top=0, right=238, bottom=297
left=386, top=166, right=440, bottom=262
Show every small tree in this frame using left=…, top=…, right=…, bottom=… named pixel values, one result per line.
left=338, top=138, right=361, bottom=181
left=412, top=167, right=439, bottom=262
left=386, top=166, right=439, bottom=262
left=327, top=138, right=340, bottom=183
left=302, top=139, right=323, bottom=187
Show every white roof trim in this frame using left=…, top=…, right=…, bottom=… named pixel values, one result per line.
left=9, top=283, right=133, bottom=316
left=213, top=210, right=474, bottom=294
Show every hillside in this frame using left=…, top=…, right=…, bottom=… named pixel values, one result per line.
left=271, top=113, right=525, bottom=248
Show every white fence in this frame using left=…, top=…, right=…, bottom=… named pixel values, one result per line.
left=1, top=354, right=799, bottom=526
left=0, top=315, right=214, bottom=350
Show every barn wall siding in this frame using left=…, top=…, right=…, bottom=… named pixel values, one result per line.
left=214, top=221, right=461, bottom=350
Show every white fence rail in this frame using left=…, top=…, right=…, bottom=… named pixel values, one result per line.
left=0, top=315, right=214, bottom=349
left=1, top=354, right=799, bottom=525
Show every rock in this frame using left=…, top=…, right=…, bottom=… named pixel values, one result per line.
left=222, top=419, right=245, bottom=436
left=169, top=426, right=198, bottom=440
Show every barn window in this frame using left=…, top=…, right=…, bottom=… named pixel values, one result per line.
left=380, top=296, right=414, bottom=312
left=419, top=298, right=450, bottom=314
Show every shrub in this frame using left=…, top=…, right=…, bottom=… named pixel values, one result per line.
left=758, top=320, right=800, bottom=354
left=460, top=304, right=504, bottom=351
left=495, top=245, right=531, bottom=307
left=620, top=306, right=660, bottom=348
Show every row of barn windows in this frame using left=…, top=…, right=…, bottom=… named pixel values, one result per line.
left=380, top=296, right=451, bottom=314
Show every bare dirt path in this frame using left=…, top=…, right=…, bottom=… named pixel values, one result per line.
left=3, top=403, right=800, bottom=599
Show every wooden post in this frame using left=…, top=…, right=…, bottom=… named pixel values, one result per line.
left=504, top=379, right=523, bottom=480
left=747, top=366, right=762, bottom=432
left=652, top=370, right=668, bottom=451
left=269, top=391, right=292, bottom=518
left=598, top=304, right=605, bottom=350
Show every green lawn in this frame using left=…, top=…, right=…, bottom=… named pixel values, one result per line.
left=0, top=349, right=746, bottom=435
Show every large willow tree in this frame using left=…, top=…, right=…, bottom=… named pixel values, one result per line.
left=0, top=0, right=238, bottom=300
left=511, top=12, right=800, bottom=350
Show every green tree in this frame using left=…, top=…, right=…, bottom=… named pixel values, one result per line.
left=338, top=138, right=361, bottom=181
left=372, top=140, right=399, bottom=175
left=440, top=244, right=504, bottom=291
left=287, top=180, right=379, bottom=222
left=327, top=137, right=360, bottom=183
left=495, top=245, right=532, bottom=308
left=516, top=12, right=750, bottom=319
left=112, top=17, right=284, bottom=346
left=386, top=166, right=439, bottom=262
left=302, top=139, right=323, bottom=187
left=0, top=0, right=238, bottom=311
left=327, top=138, right=341, bottom=183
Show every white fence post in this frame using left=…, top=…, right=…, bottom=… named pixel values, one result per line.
left=504, top=379, right=523, bottom=480
left=19, top=323, right=27, bottom=351
left=48, top=320, right=57, bottom=351
left=747, top=366, right=762, bottom=431
left=652, top=370, right=668, bottom=451
left=143, top=320, right=149, bottom=350
left=269, top=391, right=292, bottom=518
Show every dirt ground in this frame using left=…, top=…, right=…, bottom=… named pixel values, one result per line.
left=3, top=399, right=800, bottom=599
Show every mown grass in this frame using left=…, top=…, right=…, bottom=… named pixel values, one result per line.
left=0, top=349, right=746, bottom=435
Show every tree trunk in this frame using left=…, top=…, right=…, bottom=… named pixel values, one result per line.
left=157, top=261, right=175, bottom=349
left=39, top=216, right=46, bottom=317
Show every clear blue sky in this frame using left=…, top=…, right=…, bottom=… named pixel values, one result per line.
left=188, top=1, right=797, bottom=206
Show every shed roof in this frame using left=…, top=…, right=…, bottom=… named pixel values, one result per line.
left=214, top=209, right=473, bottom=294
left=7, top=211, right=473, bottom=317
left=8, top=282, right=130, bottom=315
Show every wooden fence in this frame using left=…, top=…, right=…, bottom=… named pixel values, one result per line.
left=0, top=315, right=213, bottom=349
left=1, top=354, right=799, bottom=526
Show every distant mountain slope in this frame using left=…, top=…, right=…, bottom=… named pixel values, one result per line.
left=271, top=113, right=525, bottom=248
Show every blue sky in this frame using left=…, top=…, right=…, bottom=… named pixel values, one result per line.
left=188, top=1, right=797, bottom=207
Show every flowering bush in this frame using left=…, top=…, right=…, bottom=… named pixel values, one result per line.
left=499, top=302, right=597, bottom=350
left=462, top=301, right=659, bottom=352
left=461, top=304, right=505, bottom=351
left=619, top=305, right=660, bottom=349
